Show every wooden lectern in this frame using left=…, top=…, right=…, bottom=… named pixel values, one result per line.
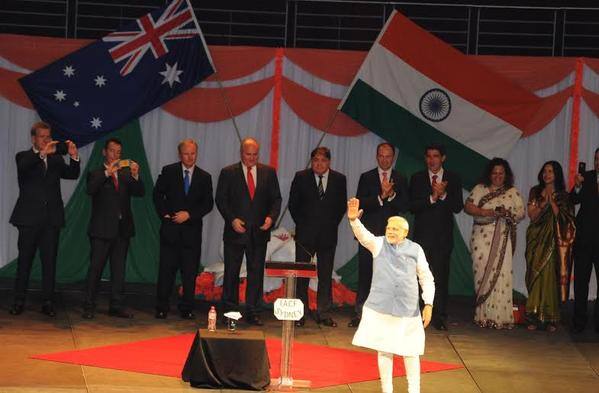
left=265, top=261, right=316, bottom=390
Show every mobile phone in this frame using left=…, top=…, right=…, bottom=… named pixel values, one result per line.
left=118, top=159, right=131, bottom=168
left=578, top=162, right=586, bottom=174
left=55, top=141, right=68, bottom=155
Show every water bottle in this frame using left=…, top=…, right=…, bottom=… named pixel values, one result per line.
left=207, top=306, right=217, bottom=332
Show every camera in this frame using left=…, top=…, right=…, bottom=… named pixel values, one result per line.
left=55, top=141, right=68, bottom=155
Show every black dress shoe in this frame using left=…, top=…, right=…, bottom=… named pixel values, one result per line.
left=295, top=317, right=305, bottom=327
left=246, top=315, right=264, bottom=326
left=155, top=310, right=168, bottom=319
left=180, top=311, right=195, bottom=320
left=9, top=303, right=24, bottom=315
left=433, top=320, right=448, bottom=331
left=82, top=310, right=95, bottom=319
left=41, top=303, right=56, bottom=317
left=319, top=317, right=337, bottom=327
left=109, top=308, right=133, bottom=319
left=348, top=316, right=361, bottom=328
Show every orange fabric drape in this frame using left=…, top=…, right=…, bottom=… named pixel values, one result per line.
left=285, top=48, right=366, bottom=86
left=584, top=58, right=599, bottom=76
left=474, top=56, right=576, bottom=92
left=568, top=59, right=584, bottom=190
left=582, top=88, right=599, bottom=119
left=281, top=78, right=367, bottom=136
left=522, top=87, right=573, bottom=137
left=206, top=46, right=276, bottom=82
left=269, top=49, right=284, bottom=169
left=162, top=77, right=274, bottom=122
left=0, top=68, right=32, bottom=108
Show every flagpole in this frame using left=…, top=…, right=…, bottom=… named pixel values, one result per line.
left=274, top=109, right=340, bottom=230
left=215, top=76, right=244, bottom=143
left=185, top=0, right=242, bottom=142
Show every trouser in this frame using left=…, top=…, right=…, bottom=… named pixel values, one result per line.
left=573, top=242, right=599, bottom=329
left=84, top=235, right=130, bottom=310
left=14, top=224, right=60, bottom=304
left=222, top=240, right=267, bottom=316
left=156, top=236, right=201, bottom=313
left=296, top=243, right=336, bottom=319
left=378, top=351, right=420, bottom=393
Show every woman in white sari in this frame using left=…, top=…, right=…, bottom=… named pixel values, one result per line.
left=465, top=158, right=525, bottom=329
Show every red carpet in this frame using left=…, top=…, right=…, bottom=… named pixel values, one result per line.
left=32, top=334, right=462, bottom=388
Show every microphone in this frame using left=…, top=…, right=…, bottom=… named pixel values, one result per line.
left=294, top=239, right=316, bottom=264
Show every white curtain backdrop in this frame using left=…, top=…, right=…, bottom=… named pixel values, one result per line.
left=0, top=54, right=596, bottom=300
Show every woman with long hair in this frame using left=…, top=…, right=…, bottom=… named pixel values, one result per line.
left=465, top=158, right=525, bottom=329
left=525, top=161, right=576, bottom=331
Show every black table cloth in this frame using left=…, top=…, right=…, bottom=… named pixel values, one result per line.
left=182, top=329, right=270, bottom=390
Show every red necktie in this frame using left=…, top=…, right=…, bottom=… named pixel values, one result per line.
left=382, top=172, right=388, bottom=183
left=112, top=172, right=119, bottom=192
left=247, top=167, right=255, bottom=200
left=432, top=174, right=438, bottom=185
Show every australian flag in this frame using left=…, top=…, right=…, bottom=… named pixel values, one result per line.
left=19, top=0, right=215, bottom=146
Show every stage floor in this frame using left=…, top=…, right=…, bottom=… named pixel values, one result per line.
left=0, top=288, right=597, bottom=393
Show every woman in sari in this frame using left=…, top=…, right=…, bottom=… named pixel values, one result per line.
left=525, top=161, right=575, bottom=331
left=465, top=158, right=525, bottom=329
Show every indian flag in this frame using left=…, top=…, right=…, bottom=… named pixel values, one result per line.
left=340, top=11, right=542, bottom=189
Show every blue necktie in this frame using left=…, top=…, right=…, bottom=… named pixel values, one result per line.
left=184, top=169, right=190, bottom=195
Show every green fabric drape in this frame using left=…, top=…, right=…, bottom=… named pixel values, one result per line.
left=0, top=120, right=161, bottom=283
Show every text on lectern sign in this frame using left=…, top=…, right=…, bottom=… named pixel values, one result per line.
left=274, top=298, right=304, bottom=321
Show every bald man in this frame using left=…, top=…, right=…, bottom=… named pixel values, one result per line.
left=215, top=138, right=282, bottom=326
left=348, top=198, right=434, bottom=393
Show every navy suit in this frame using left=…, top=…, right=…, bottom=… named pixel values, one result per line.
left=570, top=170, right=599, bottom=330
left=289, top=169, right=347, bottom=318
left=84, top=166, right=144, bottom=310
left=153, top=162, right=213, bottom=313
left=215, top=162, right=281, bottom=315
left=409, top=169, right=463, bottom=324
left=10, top=149, right=80, bottom=304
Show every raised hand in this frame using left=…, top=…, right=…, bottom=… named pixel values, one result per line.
left=381, top=178, right=395, bottom=199
left=66, top=140, right=78, bottom=159
left=347, top=198, right=362, bottom=221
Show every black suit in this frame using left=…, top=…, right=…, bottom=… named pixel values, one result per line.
left=153, top=162, right=213, bottom=313
left=215, top=163, right=281, bottom=315
left=84, top=166, right=144, bottom=310
left=570, top=170, right=599, bottom=329
left=409, top=169, right=463, bottom=324
left=10, top=148, right=80, bottom=304
left=354, top=168, right=409, bottom=316
left=289, top=169, right=347, bottom=318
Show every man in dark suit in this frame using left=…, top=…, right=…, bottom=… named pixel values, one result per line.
left=82, top=138, right=144, bottom=319
left=216, top=137, right=281, bottom=326
left=289, top=147, right=347, bottom=327
left=409, top=143, right=463, bottom=330
left=570, top=147, right=599, bottom=334
left=153, top=139, right=213, bottom=319
left=9, top=121, right=80, bottom=317
left=349, top=142, right=409, bottom=327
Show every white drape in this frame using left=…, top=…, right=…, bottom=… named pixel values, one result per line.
left=0, top=55, right=597, bottom=300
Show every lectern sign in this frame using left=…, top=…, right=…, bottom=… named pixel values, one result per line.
left=274, top=298, right=304, bottom=321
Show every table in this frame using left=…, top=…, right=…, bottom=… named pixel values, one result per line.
left=182, top=329, right=270, bottom=390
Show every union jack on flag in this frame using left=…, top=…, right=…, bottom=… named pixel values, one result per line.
left=103, top=0, right=199, bottom=76
left=20, top=0, right=215, bottom=146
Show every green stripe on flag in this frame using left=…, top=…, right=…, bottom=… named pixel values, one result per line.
left=341, top=79, right=488, bottom=190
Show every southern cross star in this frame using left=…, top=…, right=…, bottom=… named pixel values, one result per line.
left=159, top=62, right=183, bottom=88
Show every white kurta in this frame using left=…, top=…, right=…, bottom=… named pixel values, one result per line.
left=350, top=219, right=435, bottom=356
